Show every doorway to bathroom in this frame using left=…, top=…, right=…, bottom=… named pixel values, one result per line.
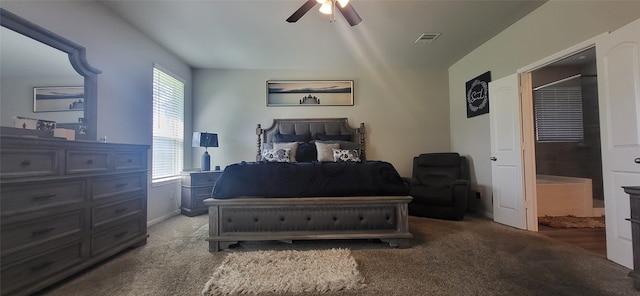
left=528, top=47, right=606, bottom=256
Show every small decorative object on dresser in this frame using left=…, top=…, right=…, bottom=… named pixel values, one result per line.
left=181, top=170, right=223, bottom=216
left=0, top=135, right=149, bottom=296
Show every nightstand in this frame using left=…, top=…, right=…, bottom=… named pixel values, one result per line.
left=180, top=170, right=222, bottom=216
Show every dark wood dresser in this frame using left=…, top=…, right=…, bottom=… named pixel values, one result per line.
left=0, top=135, right=149, bottom=295
left=625, top=186, right=640, bottom=290
left=181, top=170, right=222, bottom=216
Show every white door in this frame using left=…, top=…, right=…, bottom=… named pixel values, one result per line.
left=490, top=74, right=526, bottom=229
left=597, top=17, right=640, bottom=269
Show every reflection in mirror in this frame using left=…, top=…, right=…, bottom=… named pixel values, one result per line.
left=0, top=8, right=101, bottom=140
left=1, top=26, right=85, bottom=126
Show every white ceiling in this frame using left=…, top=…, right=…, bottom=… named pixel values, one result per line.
left=100, top=0, right=546, bottom=70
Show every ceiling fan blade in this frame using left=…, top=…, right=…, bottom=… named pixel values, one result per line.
left=337, top=3, right=362, bottom=26
left=286, top=0, right=317, bottom=23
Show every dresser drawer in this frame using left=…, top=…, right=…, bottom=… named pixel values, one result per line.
left=0, top=148, right=59, bottom=179
left=91, top=218, right=145, bottom=256
left=115, top=150, right=146, bottom=170
left=193, top=187, right=214, bottom=208
left=1, top=239, right=88, bottom=296
left=1, top=210, right=86, bottom=254
left=92, top=173, right=146, bottom=200
left=1, top=180, right=86, bottom=216
left=181, top=171, right=221, bottom=187
left=92, top=197, right=144, bottom=228
left=190, top=172, right=221, bottom=186
left=66, top=149, right=110, bottom=174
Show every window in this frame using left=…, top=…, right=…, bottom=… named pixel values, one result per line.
left=152, top=66, right=184, bottom=181
left=533, top=75, right=584, bottom=142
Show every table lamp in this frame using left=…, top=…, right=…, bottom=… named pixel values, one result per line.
left=192, top=132, right=218, bottom=171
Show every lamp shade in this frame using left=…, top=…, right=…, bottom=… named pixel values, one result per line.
left=192, top=132, right=218, bottom=148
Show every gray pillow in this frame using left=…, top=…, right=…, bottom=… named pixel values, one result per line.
left=274, top=142, right=299, bottom=163
left=313, top=140, right=360, bottom=151
left=315, top=142, right=340, bottom=162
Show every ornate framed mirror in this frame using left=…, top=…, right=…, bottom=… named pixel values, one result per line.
left=0, top=8, right=101, bottom=140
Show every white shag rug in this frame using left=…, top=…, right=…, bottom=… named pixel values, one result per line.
left=202, top=248, right=365, bottom=295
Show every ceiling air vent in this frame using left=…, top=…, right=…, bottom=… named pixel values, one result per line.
left=415, top=33, right=441, bottom=44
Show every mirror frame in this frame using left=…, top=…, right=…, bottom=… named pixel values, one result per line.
left=1, top=8, right=101, bottom=140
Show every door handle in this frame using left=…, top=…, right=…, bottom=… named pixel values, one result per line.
left=490, top=157, right=497, bottom=161
left=635, top=158, right=640, bottom=164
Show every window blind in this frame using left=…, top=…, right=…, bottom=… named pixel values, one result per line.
left=152, top=67, right=184, bottom=180
left=533, top=85, right=584, bottom=142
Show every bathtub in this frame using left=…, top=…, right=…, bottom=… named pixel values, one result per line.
left=536, top=174, right=594, bottom=217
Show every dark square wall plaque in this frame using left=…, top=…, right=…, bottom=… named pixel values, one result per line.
left=466, top=71, right=491, bottom=118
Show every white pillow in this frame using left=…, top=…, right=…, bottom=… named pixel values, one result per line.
left=274, top=142, right=299, bottom=163
left=315, top=142, right=339, bottom=162
left=262, top=148, right=290, bottom=162
left=332, top=149, right=361, bottom=162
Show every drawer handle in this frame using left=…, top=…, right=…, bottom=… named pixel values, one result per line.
left=114, top=231, right=128, bottom=238
left=115, top=183, right=129, bottom=188
left=20, top=160, right=31, bottom=166
left=115, top=207, right=128, bottom=213
left=32, top=227, right=55, bottom=236
left=127, top=158, right=133, bottom=163
left=86, top=159, right=94, bottom=165
left=30, top=260, right=54, bottom=272
left=33, top=194, right=56, bottom=200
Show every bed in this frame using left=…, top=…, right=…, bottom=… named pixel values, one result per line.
left=203, top=118, right=412, bottom=251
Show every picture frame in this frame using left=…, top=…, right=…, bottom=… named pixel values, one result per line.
left=33, top=86, right=84, bottom=112
left=266, top=80, right=354, bottom=106
left=465, top=71, right=491, bottom=118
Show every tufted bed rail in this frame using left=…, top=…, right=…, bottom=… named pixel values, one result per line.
left=205, top=196, right=412, bottom=251
left=205, top=118, right=412, bottom=251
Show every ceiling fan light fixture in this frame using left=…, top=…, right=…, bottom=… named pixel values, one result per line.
left=287, top=0, right=361, bottom=26
left=319, top=1, right=333, bottom=15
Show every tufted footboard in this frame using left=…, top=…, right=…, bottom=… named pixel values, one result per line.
left=203, top=196, right=413, bottom=251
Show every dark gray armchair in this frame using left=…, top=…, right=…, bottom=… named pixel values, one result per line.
left=405, top=153, right=477, bottom=220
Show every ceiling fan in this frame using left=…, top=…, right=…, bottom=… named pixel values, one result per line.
left=286, top=0, right=362, bottom=26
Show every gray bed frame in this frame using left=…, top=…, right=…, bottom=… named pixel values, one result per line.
left=204, top=118, right=412, bottom=251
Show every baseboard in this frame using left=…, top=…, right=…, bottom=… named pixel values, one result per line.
left=481, top=210, right=493, bottom=220
left=147, top=209, right=181, bottom=227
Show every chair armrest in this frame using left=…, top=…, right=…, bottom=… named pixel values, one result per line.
left=402, top=177, right=419, bottom=187
left=450, top=179, right=470, bottom=220
left=451, top=179, right=470, bottom=187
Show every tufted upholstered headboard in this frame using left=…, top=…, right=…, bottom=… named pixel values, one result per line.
left=255, top=118, right=365, bottom=161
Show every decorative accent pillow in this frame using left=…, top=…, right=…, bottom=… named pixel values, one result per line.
left=275, top=132, right=311, bottom=143
left=313, top=140, right=360, bottom=151
left=315, top=142, right=340, bottom=162
left=315, top=133, right=352, bottom=141
left=333, top=149, right=361, bottom=162
left=262, top=148, right=290, bottom=162
left=296, top=142, right=317, bottom=162
left=274, top=142, right=299, bottom=162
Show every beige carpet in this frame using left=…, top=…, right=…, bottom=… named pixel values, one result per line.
left=39, top=215, right=640, bottom=296
left=202, top=248, right=364, bottom=295
left=538, top=215, right=606, bottom=228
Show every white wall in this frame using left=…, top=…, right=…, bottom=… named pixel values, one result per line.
left=449, top=1, right=640, bottom=217
left=1, top=75, right=83, bottom=125
left=1, top=1, right=193, bottom=224
left=192, top=67, right=451, bottom=178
